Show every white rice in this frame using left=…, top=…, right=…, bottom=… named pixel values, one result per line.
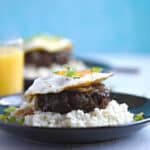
left=24, top=100, right=134, bottom=127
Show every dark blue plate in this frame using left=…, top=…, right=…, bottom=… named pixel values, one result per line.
left=0, top=92, right=150, bottom=143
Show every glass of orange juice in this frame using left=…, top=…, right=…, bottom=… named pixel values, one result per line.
left=0, top=45, right=24, bottom=96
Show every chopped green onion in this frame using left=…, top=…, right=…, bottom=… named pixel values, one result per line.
left=0, top=115, right=8, bottom=121
left=4, top=106, right=17, bottom=114
left=134, top=112, right=144, bottom=121
left=91, top=67, right=103, bottom=73
left=0, top=106, right=24, bottom=125
left=18, top=118, right=25, bottom=125
left=66, top=71, right=81, bottom=78
left=64, top=66, right=80, bottom=78
left=66, top=71, right=76, bottom=77
left=8, top=116, right=17, bottom=123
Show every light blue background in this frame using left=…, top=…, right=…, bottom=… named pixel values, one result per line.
left=0, top=0, right=150, bottom=55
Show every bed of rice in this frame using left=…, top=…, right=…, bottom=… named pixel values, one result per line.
left=24, top=100, right=134, bottom=127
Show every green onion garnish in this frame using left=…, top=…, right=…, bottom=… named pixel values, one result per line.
left=91, top=67, right=103, bottom=73
left=4, top=106, right=16, bottom=114
left=134, top=112, right=144, bottom=121
left=0, top=115, right=8, bottom=122
left=0, top=106, right=24, bottom=125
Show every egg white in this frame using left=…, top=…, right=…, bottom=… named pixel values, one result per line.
left=25, top=72, right=112, bottom=100
left=24, top=37, right=72, bottom=53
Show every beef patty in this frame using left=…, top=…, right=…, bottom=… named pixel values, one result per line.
left=35, top=84, right=111, bottom=114
left=25, top=50, right=71, bottom=67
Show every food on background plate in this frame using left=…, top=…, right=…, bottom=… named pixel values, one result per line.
left=24, top=36, right=72, bottom=67
left=0, top=68, right=144, bottom=127
left=24, top=35, right=87, bottom=79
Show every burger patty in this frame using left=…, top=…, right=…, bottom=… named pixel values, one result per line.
left=35, top=84, right=111, bottom=114
left=25, top=50, right=71, bottom=67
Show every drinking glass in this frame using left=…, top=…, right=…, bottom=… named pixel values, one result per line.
left=0, top=42, right=24, bottom=96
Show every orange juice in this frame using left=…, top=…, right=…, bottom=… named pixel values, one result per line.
left=0, top=47, right=24, bottom=96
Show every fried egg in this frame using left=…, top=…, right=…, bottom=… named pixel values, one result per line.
left=25, top=72, right=112, bottom=100
left=24, top=36, right=72, bottom=53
